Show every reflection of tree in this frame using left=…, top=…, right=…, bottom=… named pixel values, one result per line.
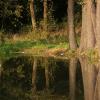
left=0, top=59, right=3, bottom=78
left=32, top=58, right=38, bottom=93
left=44, top=58, right=50, bottom=91
left=79, top=57, right=99, bottom=100
left=69, top=58, right=77, bottom=100
left=94, top=64, right=100, bottom=100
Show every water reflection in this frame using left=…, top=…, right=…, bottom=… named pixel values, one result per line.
left=80, top=57, right=96, bottom=100
left=79, top=57, right=100, bottom=100
left=0, top=60, right=2, bottom=77
left=0, top=55, right=86, bottom=100
left=32, top=58, right=38, bottom=93
left=69, top=58, right=77, bottom=100
left=44, top=58, right=50, bottom=91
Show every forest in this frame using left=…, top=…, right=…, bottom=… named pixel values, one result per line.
left=0, top=0, right=100, bottom=100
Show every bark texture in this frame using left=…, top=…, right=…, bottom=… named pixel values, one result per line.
left=96, top=0, right=100, bottom=55
left=80, top=0, right=95, bottom=51
left=30, top=0, right=36, bottom=30
left=68, top=0, right=77, bottom=50
left=43, top=0, right=48, bottom=31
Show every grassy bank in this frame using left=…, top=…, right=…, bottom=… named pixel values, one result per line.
left=0, top=39, right=68, bottom=58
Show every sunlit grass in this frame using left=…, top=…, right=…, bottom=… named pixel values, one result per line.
left=0, top=40, right=68, bottom=58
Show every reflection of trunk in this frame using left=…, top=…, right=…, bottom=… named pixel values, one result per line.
left=30, top=0, right=36, bottom=30
left=69, top=58, right=77, bottom=100
left=0, top=64, right=2, bottom=77
left=0, top=59, right=2, bottom=77
left=43, top=0, right=48, bottom=31
left=32, top=58, right=37, bottom=93
left=94, top=66, right=100, bottom=100
left=68, top=0, right=77, bottom=50
left=44, top=58, right=49, bottom=91
left=80, top=58, right=96, bottom=100
left=0, top=59, right=3, bottom=84
left=97, top=69, right=100, bottom=100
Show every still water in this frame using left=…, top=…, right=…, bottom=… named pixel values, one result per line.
left=1, top=55, right=99, bottom=100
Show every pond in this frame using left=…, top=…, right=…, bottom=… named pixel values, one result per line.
left=0, top=55, right=100, bottom=100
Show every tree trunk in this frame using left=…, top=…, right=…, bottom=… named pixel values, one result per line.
left=96, top=0, right=100, bottom=56
left=86, top=0, right=95, bottom=48
left=32, top=58, right=38, bottom=93
left=79, top=0, right=95, bottom=51
left=29, top=0, right=36, bottom=30
left=69, top=58, right=77, bottom=100
left=79, top=3, right=87, bottom=51
left=43, top=0, right=48, bottom=31
left=68, top=0, right=77, bottom=50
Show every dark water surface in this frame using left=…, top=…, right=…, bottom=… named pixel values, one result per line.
left=0, top=55, right=85, bottom=100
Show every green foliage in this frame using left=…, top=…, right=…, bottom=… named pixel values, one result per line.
left=0, top=0, right=29, bottom=32
left=77, top=0, right=84, bottom=5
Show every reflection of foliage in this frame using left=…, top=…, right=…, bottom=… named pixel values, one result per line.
left=0, top=56, right=84, bottom=99
left=0, top=57, right=33, bottom=100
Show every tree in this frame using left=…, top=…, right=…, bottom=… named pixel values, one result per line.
left=68, top=0, right=77, bottom=50
left=29, top=0, right=36, bottom=30
left=79, top=0, right=95, bottom=51
left=96, top=0, right=100, bottom=56
left=79, top=1, right=98, bottom=100
left=67, top=1, right=77, bottom=100
left=43, top=0, right=48, bottom=31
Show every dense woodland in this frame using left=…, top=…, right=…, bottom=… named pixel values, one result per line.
left=0, top=0, right=81, bottom=36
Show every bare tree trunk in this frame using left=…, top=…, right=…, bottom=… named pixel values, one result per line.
left=96, top=0, right=100, bottom=56
left=43, top=0, right=48, bottom=31
left=79, top=0, right=95, bottom=51
left=94, top=5, right=100, bottom=99
left=86, top=0, right=95, bottom=48
left=32, top=58, right=37, bottom=93
left=44, top=58, right=50, bottom=91
left=68, top=0, right=77, bottom=50
left=79, top=3, right=87, bottom=51
left=29, top=0, right=36, bottom=30
left=69, top=58, right=77, bottom=100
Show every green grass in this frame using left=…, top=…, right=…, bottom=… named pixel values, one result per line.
left=0, top=40, right=68, bottom=58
